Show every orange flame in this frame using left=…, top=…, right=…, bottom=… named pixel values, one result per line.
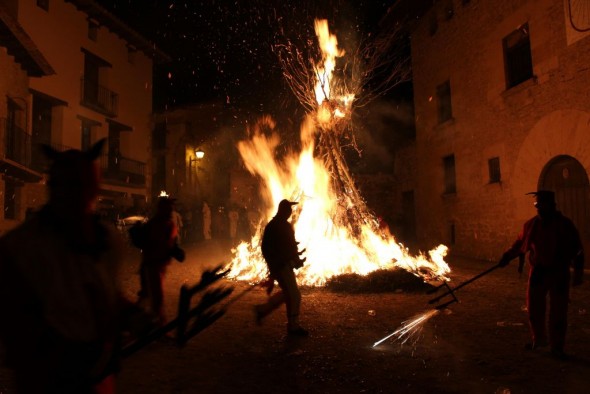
left=226, top=20, right=450, bottom=286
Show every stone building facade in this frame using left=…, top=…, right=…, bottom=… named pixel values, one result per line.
left=0, top=0, right=167, bottom=233
left=407, top=0, right=590, bottom=260
left=0, top=2, right=54, bottom=233
left=151, top=102, right=256, bottom=239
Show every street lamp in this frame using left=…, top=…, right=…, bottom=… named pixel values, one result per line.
left=188, top=148, right=205, bottom=200
left=189, top=148, right=205, bottom=165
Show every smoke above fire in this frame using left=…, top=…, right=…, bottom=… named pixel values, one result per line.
left=226, top=19, right=449, bottom=286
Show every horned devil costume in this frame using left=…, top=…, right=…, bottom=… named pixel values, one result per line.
left=0, top=140, right=134, bottom=393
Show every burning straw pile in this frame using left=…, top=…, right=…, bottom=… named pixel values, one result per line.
left=325, top=269, right=435, bottom=294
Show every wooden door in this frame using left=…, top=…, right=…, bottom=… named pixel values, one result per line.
left=540, top=155, right=590, bottom=255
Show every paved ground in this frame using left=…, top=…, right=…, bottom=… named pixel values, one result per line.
left=2, top=238, right=590, bottom=393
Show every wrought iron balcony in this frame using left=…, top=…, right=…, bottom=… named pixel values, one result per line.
left=0, top=118, right=42, bottom=182
left=80, top=76, right=119, bottom=117
left=3, top=121, right=30, bottom=166
left=99, top=153, right=146, bottom=187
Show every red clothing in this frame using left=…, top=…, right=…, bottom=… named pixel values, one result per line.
left=142, top=217, right=177, bottom=266
left=504, top=212, right=582, bottom=270
left=503, top=212, right=584, bottom=351
left=138, top=216, right=178, bottom=322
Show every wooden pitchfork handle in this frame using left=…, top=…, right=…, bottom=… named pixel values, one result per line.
left=428, top=263, right=502, bottom=305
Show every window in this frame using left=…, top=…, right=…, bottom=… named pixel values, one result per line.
left=503, top=23, right=533, bottom=89
left=3, top=179, right=19, bottom=220
left=6, top=98, right=26, bottom=164
left=36, top=0, right=49, bottom=11
left=488, top=157, right=501, bottom=183
left=443, top=154, right=456, bottom=194
left=81, top=49, right=117, bottom=116
left=79, top=117, right=100, bottom=151
left=88, top=20, right=99, bottom=41
left=81, top=122, right=92, bottom=150
left=437, top=80, right=452, bottom=123
left=450, top=222, right=456, bottom=245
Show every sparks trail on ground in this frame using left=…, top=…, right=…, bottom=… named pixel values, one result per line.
left=373, top=309, right=440, bottom=348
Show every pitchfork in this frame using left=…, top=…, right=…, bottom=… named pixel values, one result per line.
left=427, top=262, right=503, bottom=309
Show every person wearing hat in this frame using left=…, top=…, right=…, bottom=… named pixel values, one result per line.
left=138, top=196, right=184, bottom=325
left=255, top=199, right=308, bottom=336
left=499, top=190, right=584, bottom=359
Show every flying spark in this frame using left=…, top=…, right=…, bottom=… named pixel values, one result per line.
left=373, top=309, right=440, bottom=348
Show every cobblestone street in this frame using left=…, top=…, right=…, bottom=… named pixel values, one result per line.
left=2, top=239, right=590, bottom=393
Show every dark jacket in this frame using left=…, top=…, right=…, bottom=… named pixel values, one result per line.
left=503, top=212, right=584, bottom=274
left=261, top=215, right=299, bottom=275
left=142, top=216, right=178, bottom=267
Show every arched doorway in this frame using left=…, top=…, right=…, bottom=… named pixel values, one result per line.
left=539, top=155, right=590, bottom=253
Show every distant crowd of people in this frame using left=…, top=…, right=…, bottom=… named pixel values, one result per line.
left=105, top=201, right=262, bottom=247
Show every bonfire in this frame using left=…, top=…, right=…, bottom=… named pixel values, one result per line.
left=226, top=19, right=450, bottom=287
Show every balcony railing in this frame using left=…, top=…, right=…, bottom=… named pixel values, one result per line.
left=0, top=124, right=145, bottom=187
left=1, top=118, right=32, bottom=167
left=99, top=153, right=146, bottom=186
left=80, top=76, right=119, bottom=117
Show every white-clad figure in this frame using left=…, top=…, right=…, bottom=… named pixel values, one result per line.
left=202, top=202, right=212, bottom=240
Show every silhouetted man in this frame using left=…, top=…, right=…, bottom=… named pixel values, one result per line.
left=255, top=199, right=308, bottom=336
left=499, top=190, right=584, bottom=359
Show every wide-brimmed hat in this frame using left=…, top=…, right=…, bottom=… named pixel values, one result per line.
left=526, top=190, right=555, bottom=205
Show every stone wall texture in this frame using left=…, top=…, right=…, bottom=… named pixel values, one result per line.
left=408, top=0, right=590, bottom=260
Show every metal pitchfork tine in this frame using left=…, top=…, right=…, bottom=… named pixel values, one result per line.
left=122, top=263, right=233, bottom=358
left=427, top=262, right=503, bottom=308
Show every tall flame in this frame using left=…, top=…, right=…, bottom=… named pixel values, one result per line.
left=227, top=20, right=450, bottom=286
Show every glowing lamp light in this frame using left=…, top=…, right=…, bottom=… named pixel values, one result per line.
left=195, top=149, right=205, bottom=159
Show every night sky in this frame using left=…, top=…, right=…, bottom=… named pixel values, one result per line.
left=95, top=0, right=400, bottom=112
left=94, top=0, right=416, bottom=176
